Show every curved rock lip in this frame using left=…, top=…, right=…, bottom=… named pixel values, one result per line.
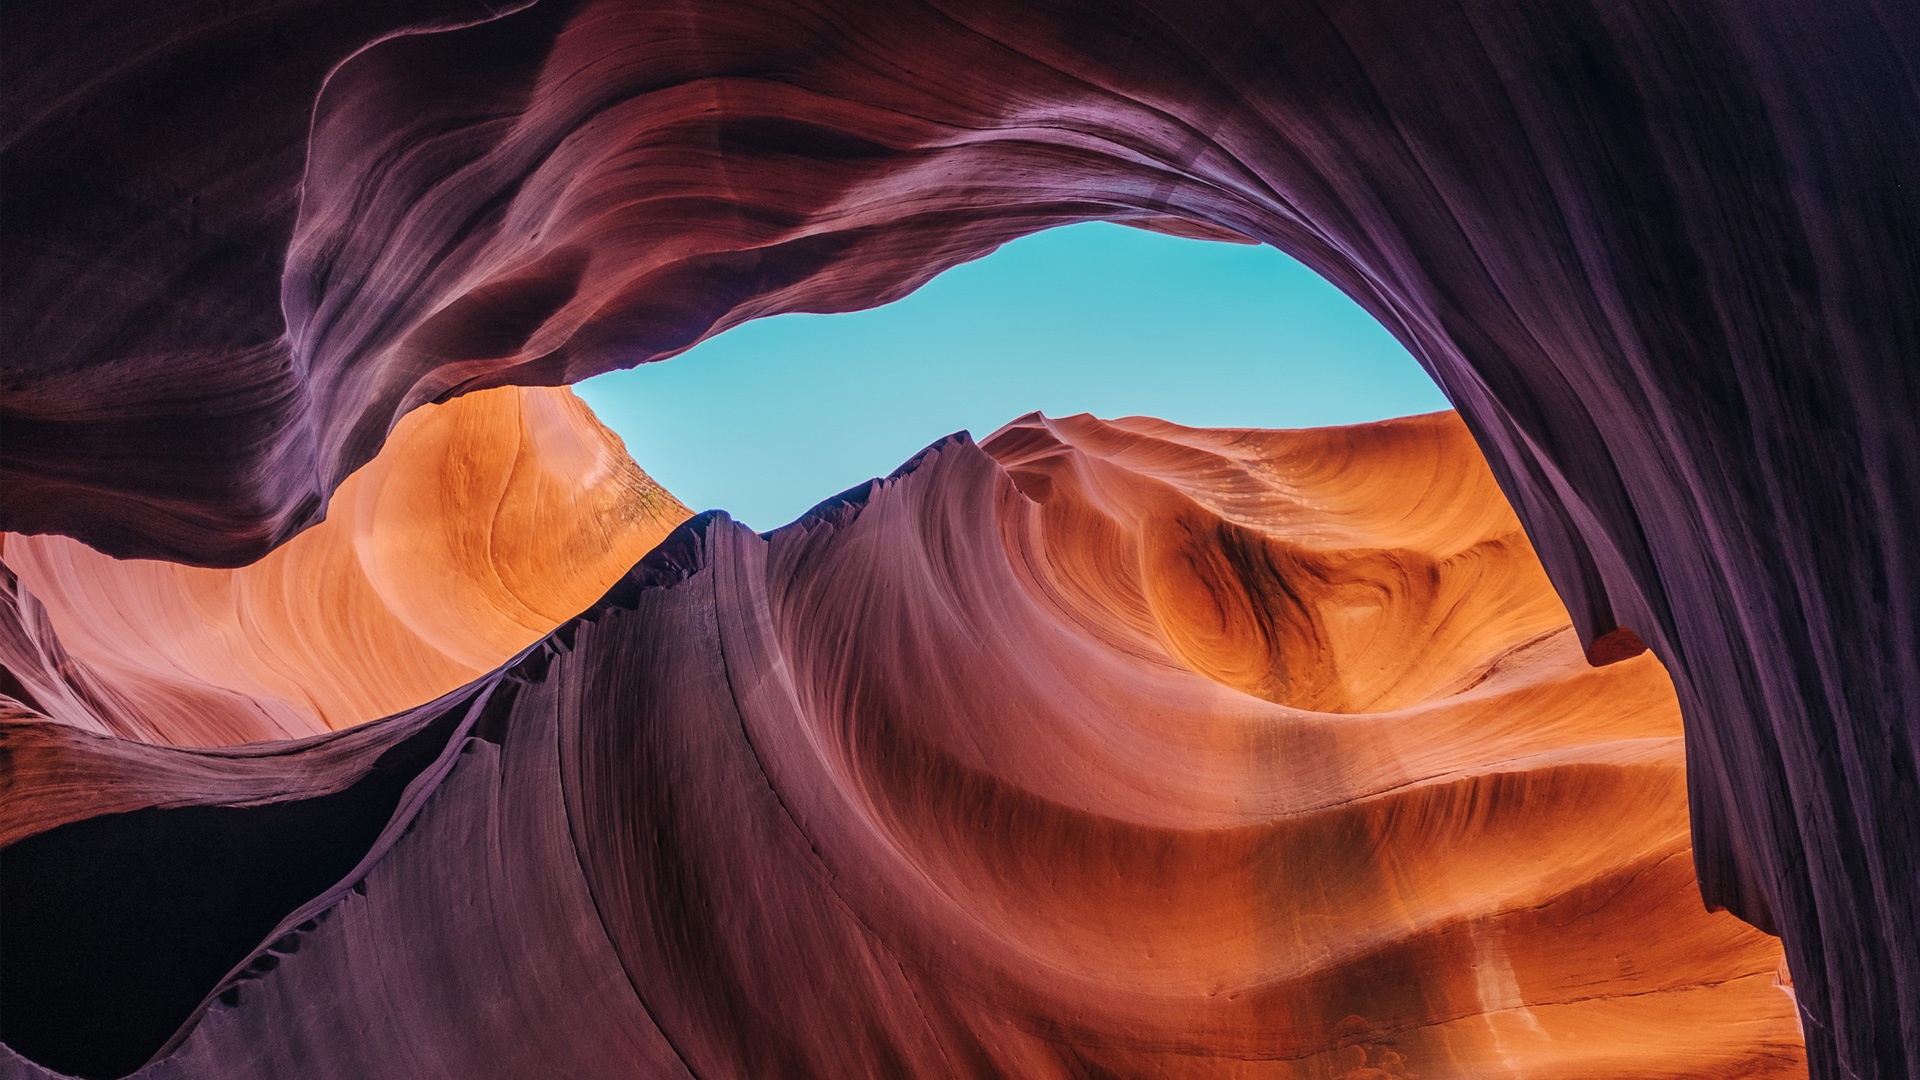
left=0, top=385, right=688, bottom=745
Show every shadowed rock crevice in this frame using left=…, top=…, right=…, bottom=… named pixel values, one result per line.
left=0, top=707, right=467, bottom=1079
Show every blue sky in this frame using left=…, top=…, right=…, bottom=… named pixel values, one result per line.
left=576, top=222, right=1447, bottom=530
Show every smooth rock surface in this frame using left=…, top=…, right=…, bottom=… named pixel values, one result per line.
left=2, top=3, right=1913, bottom=1074
left=0, top=416, right=1804, bottom=1079
left=0, top=385, right=687, bottom=744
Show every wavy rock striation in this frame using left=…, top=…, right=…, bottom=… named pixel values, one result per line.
left=4, top=3, right=1913, bottom=1073
left=0, top=385, right=687, bottom=745
left=0, top=415, right=1803, bottom=1079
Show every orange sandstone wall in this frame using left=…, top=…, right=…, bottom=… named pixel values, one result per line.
left=0, top=411, right=1803, bottom=1078
left=0, top=385, right=687, bottom=745
left=988, top=412, right=1576, bottom=713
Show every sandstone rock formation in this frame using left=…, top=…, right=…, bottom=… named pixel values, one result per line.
left=3, top=3, right=1913, bottom=1075
left=0, top=385, right=687, bottom=745
left=0, top=413, right=1804, bottom=1078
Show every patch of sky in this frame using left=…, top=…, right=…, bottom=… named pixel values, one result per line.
left=576, top=221, right=1448, bottom=530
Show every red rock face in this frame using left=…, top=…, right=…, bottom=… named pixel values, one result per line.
left=2, top=2, right=1914, bottom=1076
left=0, top=414, right=1804, bottom=1078
left=1, top=385, right=687, bottom=744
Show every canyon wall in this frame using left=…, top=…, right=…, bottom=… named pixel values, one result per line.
left=0, top=385, right=687, bottom=744
left=2, top=2, right=1913, bottom=1074
left=0, top=415, right=1804, bottom=1078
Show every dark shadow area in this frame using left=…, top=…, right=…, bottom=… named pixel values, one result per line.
left=0, top=708, right=465, bottom=1079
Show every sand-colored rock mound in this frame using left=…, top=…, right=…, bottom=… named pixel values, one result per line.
left=0, top=414, right=1802, bottom=1079
left=987, top=413, right=1579, bottom=713
left=0, top=385, right=688, bottom=745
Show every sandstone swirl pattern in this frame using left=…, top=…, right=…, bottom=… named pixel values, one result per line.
left=0, top=413, right=1802, bottom=1079
left=6, top=6, right=1915, bottom=1072
left=0, top=385, right=688, bottom=745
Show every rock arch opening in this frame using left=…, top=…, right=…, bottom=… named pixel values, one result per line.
left=0, top=706, right=469, bottom=1079
left=575, top=221, right=1448, bottom=529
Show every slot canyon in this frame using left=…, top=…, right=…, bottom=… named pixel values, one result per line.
left=1, top=2, right=1914, bottom=1078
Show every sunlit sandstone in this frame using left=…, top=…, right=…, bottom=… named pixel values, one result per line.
left=1, top=385, right=688, bottom=744
left=0, top=411, right=1802, bottom=1078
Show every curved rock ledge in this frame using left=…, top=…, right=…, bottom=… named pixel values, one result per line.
left=0, top=385, right=687, bottom=744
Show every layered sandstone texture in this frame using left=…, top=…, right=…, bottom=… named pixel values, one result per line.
left=0, top=413, right=1805, bottom=1079
left=0, top=385, right=688, bottom=744
left=4, top=2, right=1914, bottom=1076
